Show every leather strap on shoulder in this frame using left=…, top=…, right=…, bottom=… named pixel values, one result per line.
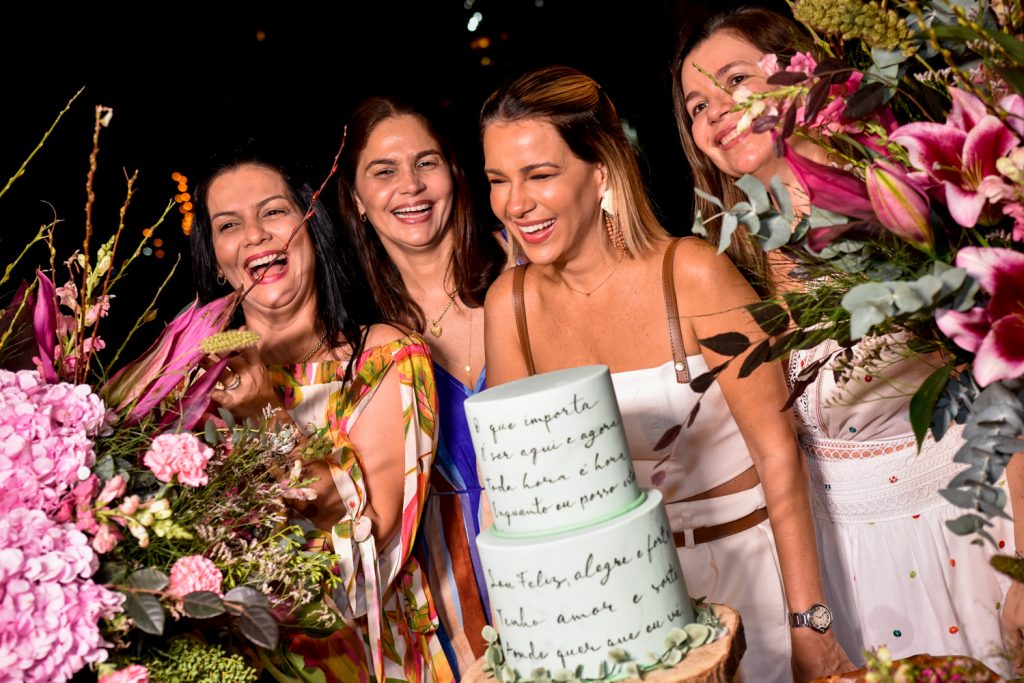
left=512, top=264, right=537, bottom=376
left=662, top=239, right=691, bottom=384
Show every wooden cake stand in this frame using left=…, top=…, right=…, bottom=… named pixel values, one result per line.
left=463, top=604, right=745, bottom=683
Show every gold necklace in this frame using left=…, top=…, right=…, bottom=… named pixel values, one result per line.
left=561, top=259, right=621, bottom=297
left=428, top=291, right=456, bottom=337
left=299, top=331, right=328, bottom=363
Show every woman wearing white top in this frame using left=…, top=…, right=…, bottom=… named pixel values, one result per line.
left=480, top=64, right=851, bottom=682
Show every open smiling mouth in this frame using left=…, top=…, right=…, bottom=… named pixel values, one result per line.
left=246, top=252, right=288, bottom=281
left=393, top=203, right=433, bottom=219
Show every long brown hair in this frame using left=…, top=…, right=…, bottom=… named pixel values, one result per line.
left=672, top=6, right=812, bottom=291
left=480, top=65, right=669, bottom=260
left=337, top=96, right=505, bottom=331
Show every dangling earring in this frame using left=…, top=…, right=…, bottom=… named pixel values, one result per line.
left=216, top=272, right=227, bottom=286
left=601, top=189, right=628, bottom=258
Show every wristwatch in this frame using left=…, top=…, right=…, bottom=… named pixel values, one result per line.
left=789, top=603, right=833, bottom=633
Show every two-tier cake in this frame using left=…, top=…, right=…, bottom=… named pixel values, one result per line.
left=465, top=365, right=702, bottom=679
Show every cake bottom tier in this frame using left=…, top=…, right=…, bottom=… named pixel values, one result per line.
left=477, top=488, right=696, bottom=679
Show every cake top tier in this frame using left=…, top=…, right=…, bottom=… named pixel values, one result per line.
left=465, top=365, right=641, bottom=535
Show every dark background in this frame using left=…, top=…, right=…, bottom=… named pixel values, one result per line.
left=0, top=0, right=786, bottom=359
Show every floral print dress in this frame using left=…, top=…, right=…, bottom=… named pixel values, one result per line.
left=267, top=333, right=455, bottom=683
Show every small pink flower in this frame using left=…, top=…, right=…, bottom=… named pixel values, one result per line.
left=96, top=475, right=126, bottom=506
left=757, top=53, right=779, bottom=77
left=167, top=555, right=223, bottom=598
left=117, top=495, right=140, bottom=515
left=143, top=433, right=213, bottom=487
left=92, top=524, right=121, bottom=554
left=99, top=665, right=150, bottom=683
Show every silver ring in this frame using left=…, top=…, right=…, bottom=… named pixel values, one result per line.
left=222, top=369, right=242, bottom=391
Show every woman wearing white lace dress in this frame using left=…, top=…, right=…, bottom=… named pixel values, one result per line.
left=673, top=6, right=1019, bottom=674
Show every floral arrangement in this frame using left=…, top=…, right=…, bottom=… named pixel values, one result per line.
left=0, top=95, right=340, bottom=681
left=861, top=646, right=1000, bottom=682
left=688, top=0, right=1024, bottom=550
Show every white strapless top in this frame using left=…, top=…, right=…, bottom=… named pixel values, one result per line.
left=612, top=354, right=754, bottom=503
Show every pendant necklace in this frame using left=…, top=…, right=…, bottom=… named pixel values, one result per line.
left=428, top=291, right=456, bottom=337
left=562, top=258, right=621, bottom=297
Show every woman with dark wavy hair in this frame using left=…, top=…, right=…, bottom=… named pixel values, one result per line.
left=336, top=96, right=507, bottom=677
left=190, top=148, right=454, bottom=682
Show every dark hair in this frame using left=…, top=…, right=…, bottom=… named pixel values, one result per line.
left=672, top=6, right=813, bottom=291
left=336, top=96, right=505, bottom=331
left=189, top=148, right=375, bottom=363
left=480, top=65, right=668, bottom=259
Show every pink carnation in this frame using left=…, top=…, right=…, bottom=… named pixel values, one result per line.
left=0, top=508, right=124, bottom=681
left=99, top=665, right=149, bottom=683
left=167, top=555, right=223, bottom=598
left=142, top=433, right=213, bottom=487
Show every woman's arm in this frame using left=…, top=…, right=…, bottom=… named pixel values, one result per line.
left=673, top=238, right=851, bottom=680
left=1001, top=452, right=1024, bottom=669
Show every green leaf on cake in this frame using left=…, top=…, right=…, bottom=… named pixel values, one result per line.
left=607, top=647, right=628, bottom=663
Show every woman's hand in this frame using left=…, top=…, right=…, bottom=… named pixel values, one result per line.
left=208, top=344, right=280, bottom=421
left=790, top=628, right=854, bottom=682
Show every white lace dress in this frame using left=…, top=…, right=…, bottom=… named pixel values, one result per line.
left=789, top=339, right=1013, bottom=674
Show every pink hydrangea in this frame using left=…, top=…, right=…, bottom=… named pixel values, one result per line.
left=0, top=507, right=124, bottom=681
left=99, top=665, right=149, bottom=683
left=167, top=555, right=223, bottom=598
left=142, top=433, right=213, bottom=487
left=0, top=370, right=109, bottom=516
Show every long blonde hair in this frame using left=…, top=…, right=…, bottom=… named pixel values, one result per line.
left=481, top=65, right=668, bottom=260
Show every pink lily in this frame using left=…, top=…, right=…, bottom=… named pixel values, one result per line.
left=100, top=292, right=238, bottom=426
left=936, top=247, right=1024, bottom=387
left=783, top=143, right=876, bottom=220
left=32, top=270, right=58, bottom=383
left=890, top=87, right=1020, bottom=228
left=865, top=159, right=933, bottom=248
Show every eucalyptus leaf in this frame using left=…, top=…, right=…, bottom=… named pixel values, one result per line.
left=239, top=604, right=280, bottom=649
left=761, top=214, right=792, bottom=250
left=735, top=174, right=770, bottom=214
left=482, top=625, right=499, bottom=644
left=694, top=188, right=724, bottom=209
left=183, top=591, right=227, bottom=618
left=870, top=46, right=907, bottom=70
left=909, top=364, right=953, bottom=451
left=684, top=623, right=714, bottom=646
left=204, top=418, right=219, bottom=445
left=691, top=209, right=708, bottom=238
left=891, top=281, right=925, bottom=313
left=126, top=567, right=169, bottom=591
left=719, top=213, right=739, bottom=255
left=768, top=175, right=793, bottom=222
left=123, top=592, right=165, bottom=635
left=946, top=513, right=990, bottom=536
left=217, top=406, right=235, bottom=428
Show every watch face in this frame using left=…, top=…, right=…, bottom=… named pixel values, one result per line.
left=808, top=604, right=832, bottom=632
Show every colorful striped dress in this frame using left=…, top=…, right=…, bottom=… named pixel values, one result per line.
left=267, top=333, right=455, bottom=683
left=414, top=363, right=492, bottom=677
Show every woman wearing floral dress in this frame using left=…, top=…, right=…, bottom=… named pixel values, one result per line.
left=190, top=149, right=454, bottom=682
